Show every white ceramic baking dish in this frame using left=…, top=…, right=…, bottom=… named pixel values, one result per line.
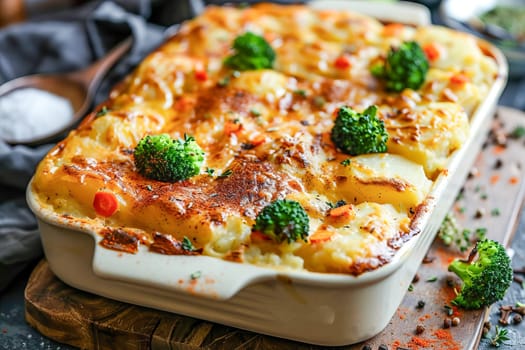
left=26, top=2, right=508, bottom=346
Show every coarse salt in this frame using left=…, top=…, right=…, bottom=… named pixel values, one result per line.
left=0, top=88, right=74, bottom=143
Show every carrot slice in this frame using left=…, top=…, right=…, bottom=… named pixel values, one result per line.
left=250, top=134, right=266, bottom=146
left=310, top=230, right=334, bottom=243
left=224, top=121, right=242, bottom=135
left=93, top=191, right=119, bottom=217
left=382, top=23, right=404, bottom=36
left=328, top=204, right=353, bottom=217
left=250, top=231, right=271, bottom=242
left=423, top=43, right=440, bottom=61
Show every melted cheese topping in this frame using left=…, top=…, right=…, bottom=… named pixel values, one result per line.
left=31, top=3, right=498, bottom=275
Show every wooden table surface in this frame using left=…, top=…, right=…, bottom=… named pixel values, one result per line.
left=16, top=107, right=525, bottom=350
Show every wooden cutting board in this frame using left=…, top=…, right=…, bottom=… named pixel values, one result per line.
left=24, top=107, right=525, bottom=350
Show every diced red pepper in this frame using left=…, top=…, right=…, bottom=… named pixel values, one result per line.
left=194, top=70, right=208, bottom=82
left=450, top=73, right=469, bottom=85
left=334, top=55, right=351, bottom=69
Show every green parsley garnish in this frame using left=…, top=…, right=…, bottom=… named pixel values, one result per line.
left=327, top=200, right=347, bottom=209
left=444, top=305, right=454, bottom=316
left=218, top=76, right=230, bottom=87
left=293, top=89, right=307, bottom=97
left=340, top=158, right=352, bottom=166
left=182, top=236, right=196, bottom=251
left=475, top=227, right=487, bottom=240
left=509, top=125, right=525, bottom=139
left=313, top=96, right=326, bottom=108
left=250, top=109, right=261, bottom=117
left=190, top=270, right=202, bottom=280
left=95, top=106, right=109, bottom=117
left=490, top=326, right=510, bottom=347
left=218, top=169, right=233, bottom=178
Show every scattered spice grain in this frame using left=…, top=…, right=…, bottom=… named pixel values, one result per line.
left=514, top=305, right=525, bottom=315
left=422, top=255, right=435, bottom=264
left=474, top=208, right=485, bottom=218
left=415, top=324, right=425, bottom=334
left=468, top=167, right=479, bottom=178
left=443, top=318, right=452, bottom=328
left=483, top=326, right=490, bottom=337
left=391, top=340, right=401, bottom=349
left=490, top=174, right=500, bottom=184
left=513, top=267, right=525, bottom=274
left=509, top=176, right=519, bottom=184
left=409, top=336, right=433, bottom=347
left=434, top=328, right=462, bottom=350
left=451, top=317, right=460, bottom=326
left=444, top=305, right=454, bottom=316
left=499, top=305, right=512, bottom=325
left=513, top=314, right=522, bottom=324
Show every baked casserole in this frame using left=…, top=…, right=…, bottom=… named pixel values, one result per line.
left=31, top=3, right=499, bottom=276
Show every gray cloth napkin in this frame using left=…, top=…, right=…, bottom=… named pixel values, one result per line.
left=0, top=0, right=166, bottom=291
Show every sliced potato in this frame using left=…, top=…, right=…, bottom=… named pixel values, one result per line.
left=381, top=102, right=469, bottom=178
left=334, top=153, right=432, bottom=212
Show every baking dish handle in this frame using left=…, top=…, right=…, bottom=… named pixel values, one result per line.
left=91, top=239, right=278, bottom=300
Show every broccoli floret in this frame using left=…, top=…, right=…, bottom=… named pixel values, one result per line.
left=253, top=199, right=310, bottom=243
left=224, top=32, right=275, bottom=71
left=371, top=41, right=429, bottom=92
left=134, top=134, right=204, bottom=182
left=330, top=105, right=388, bottom=156
left=448, top=239, right=512, bottom=309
